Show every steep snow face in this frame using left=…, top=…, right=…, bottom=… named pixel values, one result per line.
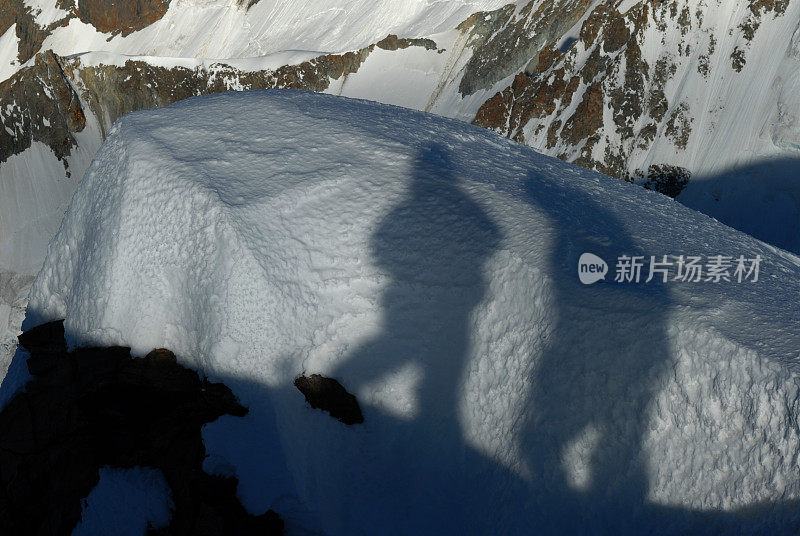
left=10, top=0, right=512, bottom=76
left=17, top=91, right=800, bottom=534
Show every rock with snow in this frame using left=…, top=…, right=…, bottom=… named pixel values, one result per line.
left=12, top=90, right=800, bottom=535
left=0, top=319, right=282, bottom=535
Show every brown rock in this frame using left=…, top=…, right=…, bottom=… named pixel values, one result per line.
left=0, top=51, right=85, bottom=170
left=294, top=374, right=364, bottom=425
left=77, top=0, right=171, bottom=36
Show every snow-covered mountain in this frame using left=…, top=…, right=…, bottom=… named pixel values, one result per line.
left=8, top=89, right=800, bottom=534
left=3, top=1, right=800, bottom=269
left=2, top=1, right=800, bottom=398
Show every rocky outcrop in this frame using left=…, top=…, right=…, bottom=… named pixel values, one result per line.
left=0, top=51, right=85, bottom=173
left=294, top=374, right=364, bottom=425
left=1, top=0, right=52, bottom=63
left=470, top=0, right=795, bottom=184
left=1, top=0, right=172, bottom=65
left=472, top=1, right=696, bottom=179
left=630, top=164, right=692, bottom=198
left=457, top=0, right=594, bottom=96
left=0, top=320, right=283, bottom=535
left=376, top=34, right=438, bottom=51
left=72, top=0, right=171, bottom=36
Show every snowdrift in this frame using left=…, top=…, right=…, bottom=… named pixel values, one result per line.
left=12, top=90, right=800, bottom=534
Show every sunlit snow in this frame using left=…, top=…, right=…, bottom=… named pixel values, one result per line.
left=8, top=91, right=800, bottom=534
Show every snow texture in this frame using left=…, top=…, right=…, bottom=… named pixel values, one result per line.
left=13, top=90, right=800, bottom=534
left=72, top=466, right=173, bottom=535
left=16, top=0, right=511, bottom=80
left=5, top=1, right=800, bottom=375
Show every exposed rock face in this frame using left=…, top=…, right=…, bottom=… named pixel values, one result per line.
left=0, top=0, right=65, bottom=64
left=0, top=0, right=21, bottom=43
left=458, top=0, right=594, bottom=96
left=473, top=2, right=664, bottom=178
left=0, top=320, right=283, bottom=535
left=0, top=51, right=85, bottom=172
left=632, top=164, right=692, bottom=198
left=471, top=0, right=794, bottom=182
left=294, top=374, right=364, bottom=425
left=73, top=0, right=171, bottom=36
left=1, top=0, right=171, bottom=65
left=376, top=34, right=438, bottom=51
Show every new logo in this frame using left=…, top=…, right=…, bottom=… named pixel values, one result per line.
left=578, top=253, right=608, bottom=285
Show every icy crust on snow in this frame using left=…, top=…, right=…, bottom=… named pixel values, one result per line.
left=19, top=91, right=800, bottom=534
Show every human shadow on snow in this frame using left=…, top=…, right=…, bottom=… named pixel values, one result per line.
left=320, top=147, right=800, bottom=534
left=4, top=145, right=800, bottom=535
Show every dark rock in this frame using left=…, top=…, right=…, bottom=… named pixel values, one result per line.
left=376, top=34, right=438, bottom=51
left=76, top=0, right=171, bottom=37
left=0, top=321, right=283, bottom=536
left=294, top=374, right=364, bottom=425
left=0, top=51, right=86, bottom=171
left=0, top=0, right=19, bottom=38
left=470, top=1, right=699, bottom=183
left=17, top=318, right=66, bottom=353
left=635, top=164, right=692, bottom=198
left=458, top=0, right=593, bottom=96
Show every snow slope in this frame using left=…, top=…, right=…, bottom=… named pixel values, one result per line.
left=678, top=158, right=800, bottom=255
left=8, top=0, right=512, bottom=83
left=13, top=90, right=800, bottom=534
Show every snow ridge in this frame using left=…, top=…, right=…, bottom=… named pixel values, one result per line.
left=15, top=90, right=800, bottom=535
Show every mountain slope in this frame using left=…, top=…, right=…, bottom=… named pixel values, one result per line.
left=0, top=0, right=510, bottom=74
left=3, top=1, right=800, bottom=275
left=9, top=90, right=800, bottom=535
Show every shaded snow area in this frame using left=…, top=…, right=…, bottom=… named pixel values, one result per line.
left=11, top=90, right=800, bottom=534
left=678, top=158, right=800, bottom=257
left=72, top=466, right=173, bottom=535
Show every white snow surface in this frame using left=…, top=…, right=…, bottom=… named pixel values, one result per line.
left=14, top=90, right=800, bottom=534
left=22, top=0, right=511, bottom=73
left=0, top=24, right=20, bottom=83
